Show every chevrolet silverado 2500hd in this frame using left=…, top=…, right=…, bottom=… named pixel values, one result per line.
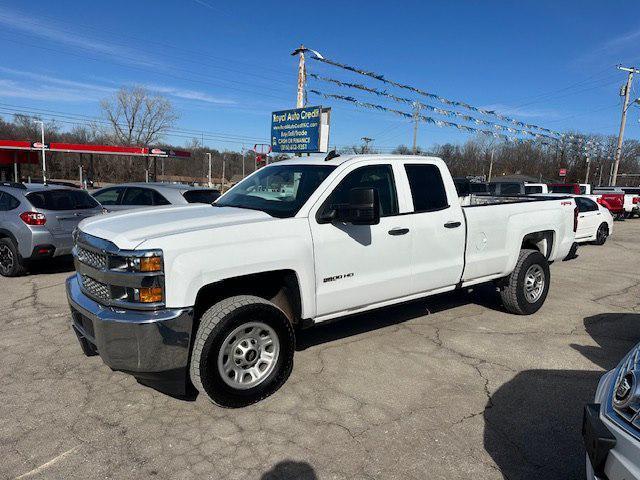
left=66, top=155, right=578, bottom=407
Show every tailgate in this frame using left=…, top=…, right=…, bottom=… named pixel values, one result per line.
left=46, top=208, right=100, bottom=235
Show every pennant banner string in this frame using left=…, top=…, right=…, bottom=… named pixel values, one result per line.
left=309, top=53, right=561, bottom=137
left=310, top=89, right=525, bottom=142
left=309, top=73, right=558, bottom=140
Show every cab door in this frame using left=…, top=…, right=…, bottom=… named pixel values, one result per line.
left=575, top=197, right=600, bottom=240
left=309, top=163, right=414, bottom=317
left=400, top=162, right=466, bottom=294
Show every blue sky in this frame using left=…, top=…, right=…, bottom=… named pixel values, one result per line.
left=0, top=0, right=638, bottom=152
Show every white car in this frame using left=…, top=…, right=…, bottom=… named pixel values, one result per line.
left=574, top=196, right=613, bottom=245
left=584, top=342, right=640, bottom=480
left=532, top=194, right=612, bottom=245
left=66, top=154, right=578, bottom=407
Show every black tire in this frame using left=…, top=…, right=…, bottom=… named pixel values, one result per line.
left=499, top=249, right=550, bottom=315
left=0, top=238, right=27, bottom=277
left=190, top=295, right=295, bottom=408
left=593, top=223, right=609, bottom=246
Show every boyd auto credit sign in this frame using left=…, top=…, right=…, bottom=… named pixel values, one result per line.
left=271, top=106, right=326, bottom=153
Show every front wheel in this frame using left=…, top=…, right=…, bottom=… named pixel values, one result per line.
left=499, top=249, right=550, bottom=315
left=593, top=223, right=609, bottom=245
left=189, top=295, right=295, bottom=408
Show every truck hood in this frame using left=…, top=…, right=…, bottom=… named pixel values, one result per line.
left=78, top=205, right=274, bottom=249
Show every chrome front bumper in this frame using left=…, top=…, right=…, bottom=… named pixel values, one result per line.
left=66, top=274, right=194, bottom=396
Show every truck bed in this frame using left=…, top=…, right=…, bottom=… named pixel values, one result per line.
left=460, top=194, right=571, bottom=207
left=459, top=194, right=576, bottom=285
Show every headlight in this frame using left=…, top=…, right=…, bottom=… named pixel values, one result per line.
left=125, top=255, right=163, bottom=272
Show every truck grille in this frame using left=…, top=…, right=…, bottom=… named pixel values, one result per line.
left=76, top=246, right=107, bottom=270
left=80, top=274, right=111, bottom=302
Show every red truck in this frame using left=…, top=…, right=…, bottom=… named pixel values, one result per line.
left=548, top=183, right=624, bottom=218
left=593, top=191, right=625, bottom=218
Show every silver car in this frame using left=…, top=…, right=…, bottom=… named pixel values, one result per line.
left=0, top=182, right=104, bottom=277
left=92, top=183, right=221, bottom=211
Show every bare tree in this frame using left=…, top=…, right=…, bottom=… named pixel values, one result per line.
left=100, top=86, right=178, bottom=146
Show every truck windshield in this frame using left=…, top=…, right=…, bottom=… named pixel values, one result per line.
left=216, top=164, right=336, bottom=218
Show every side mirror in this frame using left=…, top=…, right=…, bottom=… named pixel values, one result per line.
left=337, top=187, right=380, bottom=225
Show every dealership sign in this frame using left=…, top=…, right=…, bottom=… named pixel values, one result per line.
left=271, top=106, right=330, bottom=153
left=559, top=168, right=567, bottom=177
left=31, top=142, right=50, bottom=149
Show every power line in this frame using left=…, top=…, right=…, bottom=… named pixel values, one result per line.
left=0, top=106, right=268, bottom=146
left=0, top=103, right=267, bottom=142
left=0, top=33, right=293, bottom=104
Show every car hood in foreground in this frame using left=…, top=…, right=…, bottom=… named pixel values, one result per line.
left=78, top=204, right=274, bottom=249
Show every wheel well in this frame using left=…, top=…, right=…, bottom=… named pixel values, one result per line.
left=193, top=270, right=302, bottom=326
left=521, top=230, right=554, bottom=259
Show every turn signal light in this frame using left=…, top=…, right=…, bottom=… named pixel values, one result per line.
left=20, top=211, right=46, bottom=225
left=140, top=256, right=162, bottom=272
left=139, top=287, right=163, bottom=303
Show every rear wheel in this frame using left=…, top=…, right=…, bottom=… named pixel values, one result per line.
left=190, top=295, right=295, bottom=408
left=593, top=223, right=609, bottom=246
left=0, top=238, right=27, bottom=277
left=499, top=249, right=550, bottom=315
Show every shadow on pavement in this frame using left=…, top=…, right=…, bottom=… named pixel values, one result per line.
left=260, top=460, right=317, bottom=480
left=296, top=283, right=502, bottom=350
left=27, top=255, right=75, bottom=275
left=483, top=313, right=640, bottom=479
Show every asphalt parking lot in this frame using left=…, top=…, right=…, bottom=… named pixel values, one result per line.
left=1, top=222, right=639, bottom=480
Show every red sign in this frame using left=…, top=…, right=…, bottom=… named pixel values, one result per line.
left=559, top=168, right=567, bottom=177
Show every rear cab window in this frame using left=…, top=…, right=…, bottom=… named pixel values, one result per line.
left=183, top=190, right=221, bottom=204
left=549, top=185, right=575, bottom=194
left=525, top=185, right=543, bottom=194
left=404, top=164, right=448, bottom=212
left=26, top=189, right=101, bottom=210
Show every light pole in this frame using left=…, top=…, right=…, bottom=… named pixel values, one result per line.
left=206, top=152, right=212, bottom=187
left=222, top=154, right=226, bottom=190
left=34, top=120, right=47, bottom=184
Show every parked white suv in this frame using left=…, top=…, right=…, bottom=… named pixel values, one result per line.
left=66, top=154, right=577, bottom=407
left=584, top=342, right=640, bottom=480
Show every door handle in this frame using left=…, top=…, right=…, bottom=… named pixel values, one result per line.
left=444, top=221, right=462, bottom=229
left=388, top=227, right=409, bottom=236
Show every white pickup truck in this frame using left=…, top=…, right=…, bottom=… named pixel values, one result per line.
left=66, top=154, right=578, bottom=407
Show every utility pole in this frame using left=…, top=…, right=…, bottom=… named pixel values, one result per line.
left=584, top=155, right=591, bottom=184
left=221, top=154, right=226, bottom=191
left=292, top=45, right=307, bottom=109
left=487, top=149, right=494, bottom=182
left=241, top=145, right=246, bottom=179
left=412, top=102, right=421, bottom=154
left=612, top=65, right=640, bottom=185
left=206, top=152, right=212, bottom=187
left=361, top=137, right=373, bottom=153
